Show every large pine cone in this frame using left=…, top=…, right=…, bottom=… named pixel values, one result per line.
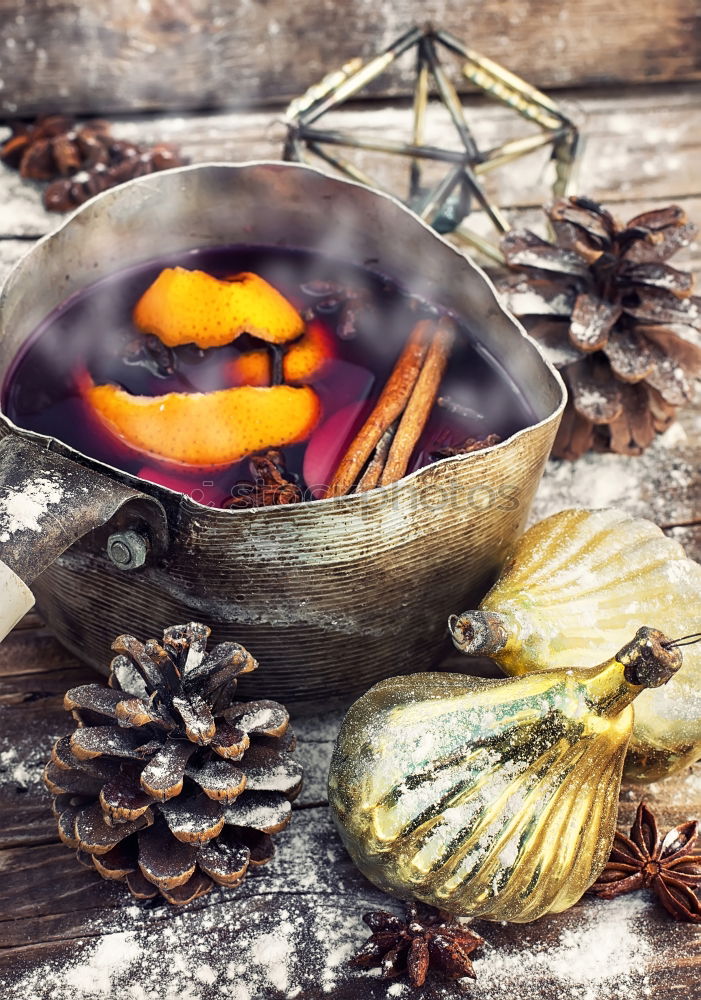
left=43, top=623, right=302, bottom=904
left=499, top=198, right=701, bottom=458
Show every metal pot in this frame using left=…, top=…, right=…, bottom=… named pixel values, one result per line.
left=0, top=162, right=565, bottom=708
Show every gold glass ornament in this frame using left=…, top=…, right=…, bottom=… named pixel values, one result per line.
left=328, top=628, right=681, bottom=923
left=449, top=508, right=701, bottom=781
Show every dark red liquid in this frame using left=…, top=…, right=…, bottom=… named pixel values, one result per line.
left=3, top=246, right=535, bottom=507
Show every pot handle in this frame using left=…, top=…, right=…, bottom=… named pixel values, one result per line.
left=0, top=434, right=168, bottom=642
left=0, top=558, right=35, bottom=637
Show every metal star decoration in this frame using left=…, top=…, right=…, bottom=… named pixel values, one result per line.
left=283, top=24, right=579, bottom=262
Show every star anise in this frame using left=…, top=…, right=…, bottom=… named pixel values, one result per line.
left=590, top=800, right=701, bottom=922
left=226, top=450, right=303, bottom=508
left=301, top=279, right=378, bottom=340
left=352, top=902, right=483, bottom=988
left=430, top=432, right=501, bottom=460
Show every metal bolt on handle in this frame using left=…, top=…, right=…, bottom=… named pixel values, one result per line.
left=107, top=530, right=149, bottom=570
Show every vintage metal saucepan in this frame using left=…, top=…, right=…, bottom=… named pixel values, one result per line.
left=0, top=162, right=565, bottom=708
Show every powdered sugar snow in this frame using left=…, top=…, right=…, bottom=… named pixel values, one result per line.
left=475, top=896, right=656, bottom=1000
left=0, top=706, right=694, bottom=999
left=0, top=474, right=64, bottom=544
left=0, top=884, right=670, bottom=1000
left=64, top=932, right=142, bottom=995
left=250, top=923, right=293, bottom=993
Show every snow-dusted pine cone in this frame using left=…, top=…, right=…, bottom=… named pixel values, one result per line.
left=43, top=623, right=302, bottom=904
left=499, top=198, right=701, bottom=458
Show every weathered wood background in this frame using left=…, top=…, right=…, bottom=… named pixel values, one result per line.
left=0, top=0, right=700, bottom=116
left=1, top=1, right=701, bottom=996
left=2, top=84, right=701, bottom=248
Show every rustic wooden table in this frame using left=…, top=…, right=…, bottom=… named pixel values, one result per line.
left=0, top=82, right=700, bottom=999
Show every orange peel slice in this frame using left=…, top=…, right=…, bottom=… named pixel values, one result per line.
left=84, top=381, right=321, bottom=468
left=229, top=319, right=337, bottom=387
left=133, top=268, right=305, bottom=349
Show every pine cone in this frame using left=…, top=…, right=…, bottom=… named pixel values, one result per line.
left=43, top=142, right=186, bottom=213
left=43, top=623, right=302, bottom=905
left=0, top=115, right=112, bottom=180
left=1, top=115, right=188, bottom=213
left=499, top=198, right=701, bottom=458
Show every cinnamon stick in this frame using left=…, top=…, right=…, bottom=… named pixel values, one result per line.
left=379, top=317, right=455, bottom=486
left=354, top=420, right=398, bottom=493
left=327, top=320, right=434, bottom=497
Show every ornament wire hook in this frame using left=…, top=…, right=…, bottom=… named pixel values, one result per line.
left=661, top=632, right=701, bottom=649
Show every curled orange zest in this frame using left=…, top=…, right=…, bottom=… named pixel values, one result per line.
left=133, top=267, right=305, bottom=349
left=84, top=382, right=321, bottom=468
left=229, top=319, right=337, bottom=387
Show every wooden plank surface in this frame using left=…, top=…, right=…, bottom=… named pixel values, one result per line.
left=0, top=1, right=700, bottom=117
left=0, top=622, right=699, bottom=1000
left=0, top=84, right=700, bottom=999
left=3, top=84, right=701, bottom=241
left=0, top=599, right=700, bottom=997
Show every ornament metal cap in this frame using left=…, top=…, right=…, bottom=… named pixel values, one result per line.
left=617, top=626, right=683, bottom=688
left=448, top=609, right=507, bottom=657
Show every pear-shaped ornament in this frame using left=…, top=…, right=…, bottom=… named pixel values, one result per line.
left=449, top=508, right=701, bottom=781
left=329, top=628, right=681, bottom=923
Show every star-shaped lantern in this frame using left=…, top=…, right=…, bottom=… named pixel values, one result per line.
left=282, top=24, right=579, bottom=262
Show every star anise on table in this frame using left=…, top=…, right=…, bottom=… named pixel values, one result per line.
left=352, top=902, right=484, bottom=988
left=590, top=800, right=701, bottom=922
